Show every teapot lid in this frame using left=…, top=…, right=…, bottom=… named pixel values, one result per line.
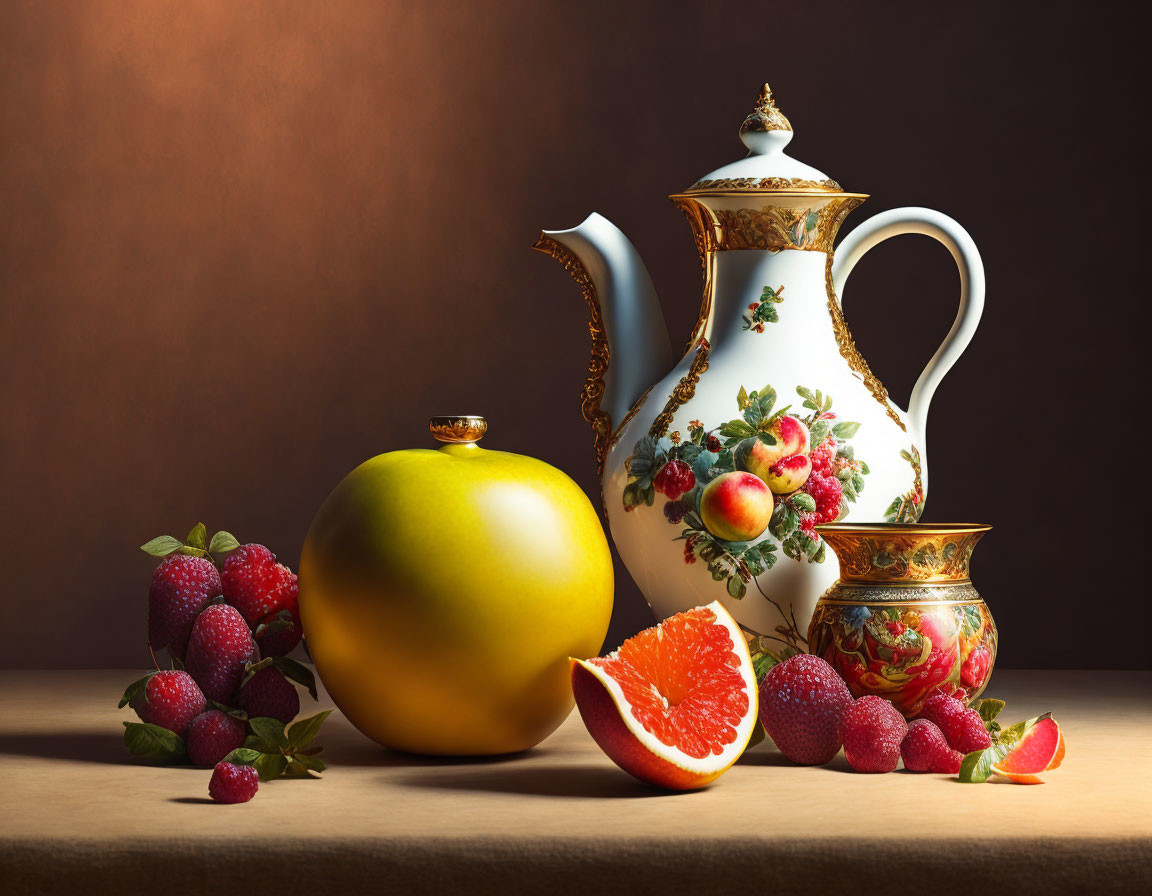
left=680, top=84, right=849, bottom=195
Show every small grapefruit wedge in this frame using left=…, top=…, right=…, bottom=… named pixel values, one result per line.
left=991, top=714, right=1064, bottom=784
left=571, top=601, right=758, bottom=790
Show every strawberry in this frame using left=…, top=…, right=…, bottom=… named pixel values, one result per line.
left=236, top=666, right=300, bottom=725
left=186, top=604, right=259, bottom=704
left=920, top=693, right=993, bottom=754
left=123, top=670, right=205, bottom=737
left=209, top=762, right=259, bottom=803
left=146, top=555, right=221, bottom=661
left=840, top=695, right=908, bottom=773
left=222, top=544, right=302, bottom=655
left=187, top=710, right=247, bottom=767
left=901, top=718, right=964, bottom=773
left=759, top=654, right=853, bottom=765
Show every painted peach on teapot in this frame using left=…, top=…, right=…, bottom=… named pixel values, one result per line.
left=534, top=84, right=984, bottom=662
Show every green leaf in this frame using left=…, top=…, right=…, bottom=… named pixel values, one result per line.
left=118, top=671, right=155, bottom=708
left=743, top=402, right=763, bottom=430
left=737, top=386, right=750, bottom=410
left=769, top=504, right=800, bottom=541
left=248, top=716, right=288, bottom=748
left=809, top=420, right=830, bottom=444
left=832, top=421, right=861, bottom=439
left=273, top=657, right=318, bottom=701
left=726, top=576, right=747, bottom=599
left=756, top=431, right=778, bottom=446
left=140, top=536, right=183, bottom=558
left=293, top=753, right=327, bottom=773
left=208, top=530, right=240, bottom=555
left=184, top=523, right=208, bottom=552
left=790, top=493, right=816, bottom=513
left=253, top=753, right=289, bottom=781
left=222, top=747, right=262, bottom=765
left=287, top=710, right=333, bottom=750
left=757, top=387, right=777, bottom=417
left=720, top=420, right=755, bottom=440
left=958, top=742, right=1008, bottom=784
left=796, top=386, right=816, bottom=404
left=283, top=757, right=322, bottom=779
left=976, top=698, right=1006, bottom=725
left=123, top=721, right=187, bottom=763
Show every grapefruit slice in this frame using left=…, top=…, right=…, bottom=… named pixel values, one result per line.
left=991, top=714, right=1064, bottom=784
left=571, top=601, right=758, bottom=790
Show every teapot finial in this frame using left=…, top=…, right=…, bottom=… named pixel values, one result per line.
left=741, top=83, right=792, bottom=135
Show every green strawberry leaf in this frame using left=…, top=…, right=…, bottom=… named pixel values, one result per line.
left=976, top=698, right=1006, bottom=727
left=123, top=721, right=186, bottom=763
left=222, top=747, right=262, bottom=765
left=140, top=536, right=184, bottom=558
left=293, top=753, right=327, bottom=773
left=273, top=657, right=319, bottom=701
left=253, top=753, right=289, bottom=781
left=208, top=530, right=240, bottom=555
left=184, top=523, right=208, bottom=552
left=248, top=716, right=288, bottom=748
left=958, top=742, right=1010, bottom=784
left=118, top=671, right=156, bottom=708
left=832, top=421, right=861, bottom=439
left=287, top=710, right=333, bottom=751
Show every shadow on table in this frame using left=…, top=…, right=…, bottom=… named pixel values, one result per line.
left=736, top=747, right=796, bottom=767
left=320, top=725, right=561, bottom=768
left=0, top=732, right=137, bottom=766
left=392, top=764, right=678, bottom=799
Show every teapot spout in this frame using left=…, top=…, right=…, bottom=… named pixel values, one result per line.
left=534, top=213, right=673, bottom=472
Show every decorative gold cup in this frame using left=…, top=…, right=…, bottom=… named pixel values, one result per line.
left=808, top=523, right=996, bottom=718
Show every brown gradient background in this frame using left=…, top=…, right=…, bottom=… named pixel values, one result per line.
left=0, top=1, right=1146, bottom=669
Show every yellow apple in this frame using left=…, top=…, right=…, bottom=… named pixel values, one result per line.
left=299, top=436, right=613, bottom=755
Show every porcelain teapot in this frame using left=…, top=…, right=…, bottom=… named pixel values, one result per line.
left=534, top=84, right=984, bottom=659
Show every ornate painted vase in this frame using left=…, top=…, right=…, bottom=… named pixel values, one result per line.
left=806, top=523, right=996, bottom=717
left=535, top=82, right=986, bottom=654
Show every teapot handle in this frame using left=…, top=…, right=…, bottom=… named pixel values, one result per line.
left=831, top=207, right=985, bottom=444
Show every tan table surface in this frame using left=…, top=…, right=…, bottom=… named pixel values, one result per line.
left=1, top=669, right=1149, bottom=895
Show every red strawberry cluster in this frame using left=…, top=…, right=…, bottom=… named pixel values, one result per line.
left=122, top=523, right=320, bottom=803
left=758, top=653, right=995, bottom=776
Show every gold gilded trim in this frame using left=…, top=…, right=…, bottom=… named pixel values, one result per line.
left=739, top=82, right=791, bottom=133
left=671, top=197, right=718, bottom=352
left=823, top=241, right=906, bottom=430
left=648, top=339, right=710, bottom=438
left=816, top=524, right=989, bottom=585
left=532, top=234, right=613, bottom=473
left=609, top=385, right=653, bottom=450
left=714, top=197, right=862, bottom=253
left=686, top=177, right=844, bottom=193
left=429, top=416, right=487, bottom=443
